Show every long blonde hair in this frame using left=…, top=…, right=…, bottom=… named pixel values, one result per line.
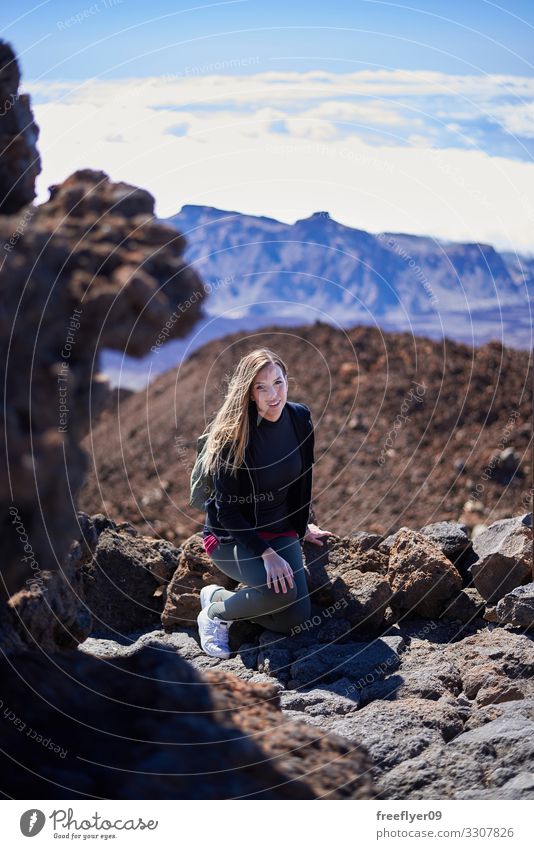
left=200, top=348, right=289, bottom=478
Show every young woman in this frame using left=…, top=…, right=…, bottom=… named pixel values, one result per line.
left=197, top=348, right=333, bottom=658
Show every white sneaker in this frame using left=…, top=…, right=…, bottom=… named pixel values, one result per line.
left=197, top=606, right=233, bottom=659
left=200, top=583, right=224, bottom=610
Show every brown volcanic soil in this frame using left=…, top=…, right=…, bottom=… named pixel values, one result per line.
left=79, top=323, right=532, bottom=543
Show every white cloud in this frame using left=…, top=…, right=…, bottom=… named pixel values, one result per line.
left=28, top=70, right=534, bottom=253
left=27, top=69, right=534, bottom=110
left=489, top=102, right=534, bottom=138
left=309, top=100, right=413, bottom=125
left=407, top=133, right=433, bottom=147
left=283, top=116, right=338, bottom=140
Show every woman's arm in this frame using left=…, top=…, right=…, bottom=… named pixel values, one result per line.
left=305, top=405, right=316, bottom=524
left=302, top=406, right=334, bottom=545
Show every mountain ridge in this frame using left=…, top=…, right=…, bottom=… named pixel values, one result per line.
left=99, top=204, right=533, bottom=388
left=163, top=204, right=533, bottom=352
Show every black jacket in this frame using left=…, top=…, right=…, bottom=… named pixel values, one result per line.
left=203, top=400, right=315, bottom=556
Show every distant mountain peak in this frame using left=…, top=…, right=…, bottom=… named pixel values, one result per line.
left=295, top=210, right=332, bottom=223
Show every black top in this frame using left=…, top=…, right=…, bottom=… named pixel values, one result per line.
left=202, top=401, right=315, bottom=557
left=250, top=403, right=303, bottom=532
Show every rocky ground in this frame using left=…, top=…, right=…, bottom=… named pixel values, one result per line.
left=79, top=622, right=534, bottom=800
left=6, top=509, right=532, bottom=800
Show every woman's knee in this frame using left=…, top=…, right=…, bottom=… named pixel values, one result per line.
left=260, top=581, right=299, bottom=613
left=270, top=594, right=312, bottom=634
left=289, top=595, right=312, bottom=627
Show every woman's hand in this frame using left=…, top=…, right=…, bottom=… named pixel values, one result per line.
left=262, top=549, right=294, bottom=594
left=303, top=522, right=335, bottom=546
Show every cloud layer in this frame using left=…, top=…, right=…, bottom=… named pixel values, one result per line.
left=29, top=68, right=534, bottom=253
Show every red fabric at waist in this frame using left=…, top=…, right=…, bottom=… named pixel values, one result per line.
left=203, top=529, right=298, bottom=557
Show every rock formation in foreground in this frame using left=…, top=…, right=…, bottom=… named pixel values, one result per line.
left=1, top=38, right=206, bottom=600
left=0, top=41, right=41, bottom=213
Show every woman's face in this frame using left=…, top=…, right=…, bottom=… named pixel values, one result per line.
left=249, top=363, right=288, bottom=421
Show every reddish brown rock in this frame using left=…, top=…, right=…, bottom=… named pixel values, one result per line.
left=474, top=679, right=524, bottom=707
left=331, top=569, right=392, bottom=631
left=162, top=534, right=238, bottom=629
left=304, top=536, right=388, bottom=594
left=8, top=555, right=91, bottom=652
left=319, top=535, right=389, bottom=575
left=82, top=516, right=181, bottom=635
left=448, top=628, right=534, bottom=703
left=387, top=529, right=462, bottom=617
left=304, top=536, right=391, bottom=630
left=203, top=668, right=375, bottom=799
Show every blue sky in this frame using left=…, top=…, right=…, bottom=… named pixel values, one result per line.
left=7, top=1, right=534, bottom=79
left=3, top=1, right=534, bottom=251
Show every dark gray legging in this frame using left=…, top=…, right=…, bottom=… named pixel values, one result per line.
left=207, top=535, right=311, bottom=634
